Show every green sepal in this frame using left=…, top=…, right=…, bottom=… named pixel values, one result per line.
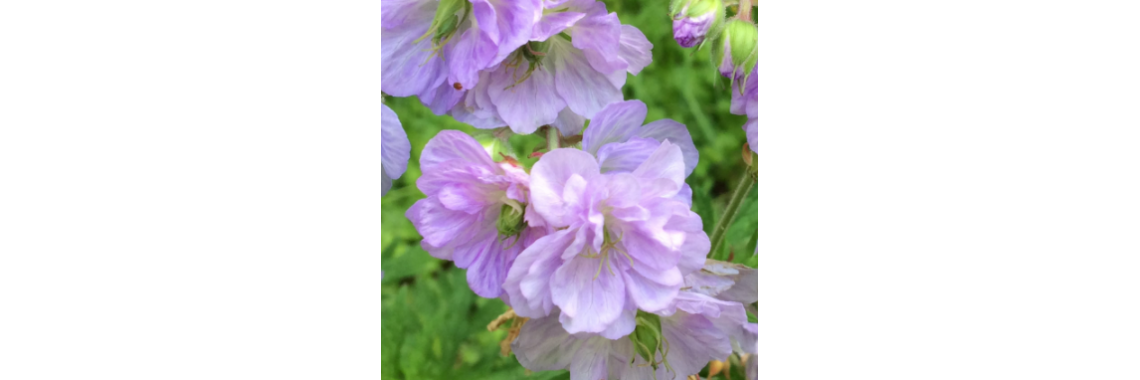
left=495, top=203, right=526, bottom=238
left=629, top=311, right=664, bottom=364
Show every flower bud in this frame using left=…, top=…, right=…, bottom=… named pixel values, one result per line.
left=629, top=311, right=664, bottom=364
left=670, top=0, right=724, bottom=48
left=713, top=19, right=758, bottom=83
left=496, top=203, right=526, bottom=237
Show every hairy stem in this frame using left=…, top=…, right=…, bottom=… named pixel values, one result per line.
left=737, top=0, right=753, bottom=21
left=709, top=167, right=756, bottom=260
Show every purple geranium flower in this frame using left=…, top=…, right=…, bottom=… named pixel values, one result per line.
left=450, top=0, right=653, bottom=135
left=729, top=65, right=758, bottom=152
left=502, top=142, right=710, bottom=337
left=382, top=0, right=542, bottom=114
left=512, top=291, right=756, bottom=380
left=406, top=130, right=546, bottom=298
left=381, top=104, right=411, bottom=196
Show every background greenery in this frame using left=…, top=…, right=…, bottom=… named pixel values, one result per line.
left=382, top=1, right=758, bottom=378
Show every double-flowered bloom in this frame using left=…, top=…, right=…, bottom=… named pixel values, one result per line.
left=450, top=0, right=654, bottom=135
left=406, top=130, right=547, bottom=298
left=512, top=260, right=758, bottom=380
left=387, top=0, right=757, bottom=376
left=382, top=0, right=542, bottom=114
left=405, top=100, right=756, bottom=379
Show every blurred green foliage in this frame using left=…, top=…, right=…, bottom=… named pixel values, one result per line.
left=382, top=1, right=758, bottom=378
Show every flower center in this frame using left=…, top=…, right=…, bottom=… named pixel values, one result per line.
left=581, top=227, right=633, bottom=280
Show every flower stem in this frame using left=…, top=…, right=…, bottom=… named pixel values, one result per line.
left=709, top=167, right=756, bottom=260
left=737, top=0, right=752, bottom=21
left=546, top=126, right=560, bottom=151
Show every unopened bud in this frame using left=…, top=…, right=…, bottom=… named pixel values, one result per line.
left=629, top=311, right=664, bottom=364
left=496, top=204, right=526, bottom=237
left=671, top=0, right=724, bottom=48
left=423, top=0, right=467, bottom=49
left=714, top=19, right=758, bottom=82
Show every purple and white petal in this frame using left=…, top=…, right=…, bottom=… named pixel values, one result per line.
left=639, top=118, right=699, bottom=177
left=488, top=66, right=564, bottom=134
left=380, top=104, right=411, bottom=187
left=550, top=38, right=623, bottom=119
left=581, top=100, right=648, bottom=155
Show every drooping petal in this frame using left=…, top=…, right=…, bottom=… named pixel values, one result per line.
left=550, top=107, right=586, bottom=136
left=445, top=27, right=497, bottom=90
left=380, top=12, right=447, bottom=97
left=639, top=118, right=699, bottom=177
left=488, top=65, right=564, bottom=134
left=581, top=100, right=648, bottom=155
left=622, top=266, right=682, bottom=312
left=416, top=81, right=466, bottom=115
left=450, top=70, right=507, bottom=129
left=569, top=337, right=612, bottom=380
left=660, top=309, right=734, bottom=377
left=381, top=104, right=411, bottom=181
left=569, top=10, right=621, bottom=57
left=552, top=256, right=627, bottom=335
left=550, top=37, right=623, bottom=118
left=511, top=312, right=578, bottom=371
left=618, top=25, right=653, bottom=75
left=529, top=148, right=600, bottom=228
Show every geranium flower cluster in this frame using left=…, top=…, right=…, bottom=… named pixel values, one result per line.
left=382, top=0, right=653, bottom=135
left=382, top=0, right=759, bottom=377
left=405, top=100, right=758, bottom=379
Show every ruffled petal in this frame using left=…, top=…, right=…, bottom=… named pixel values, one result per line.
left=529, top=148, right=600, bottom=227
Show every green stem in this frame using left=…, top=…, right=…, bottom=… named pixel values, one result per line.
left=546, top=126, right=560, bottom=151
left=709, top=168, right=756, bottom=260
